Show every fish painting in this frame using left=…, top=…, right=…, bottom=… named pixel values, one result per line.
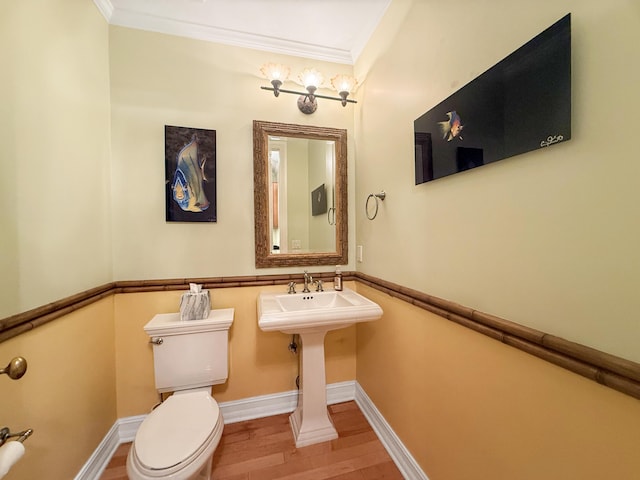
left=171, top=134, right=210, bottom=212
left=438, top=111, right=464, bottom=141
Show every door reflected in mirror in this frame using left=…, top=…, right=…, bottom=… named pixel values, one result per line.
left=254, top=121, right=348, bottom=268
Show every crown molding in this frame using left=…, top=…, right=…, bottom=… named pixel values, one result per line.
left=349, top=1, right=391, bottom=63
left=93, top=0, right=354, bottom=64
left=92, top=0, right=113, bottom=21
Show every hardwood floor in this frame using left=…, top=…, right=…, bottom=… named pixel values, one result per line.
left=100, top=401, right=404, bottom=480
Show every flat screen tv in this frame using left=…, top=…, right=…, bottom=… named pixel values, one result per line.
left=414, top=14, right=571, bottom=184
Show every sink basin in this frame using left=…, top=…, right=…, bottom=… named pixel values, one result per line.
left=258, top=287, right=383, bottom=334
left=257, top=286, right=383, bottom=448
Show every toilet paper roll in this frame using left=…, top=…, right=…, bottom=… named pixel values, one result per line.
left=0, top=442, right=25, bottom=479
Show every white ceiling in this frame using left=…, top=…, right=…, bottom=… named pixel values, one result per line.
left=93, top=0, right=391, bottom=64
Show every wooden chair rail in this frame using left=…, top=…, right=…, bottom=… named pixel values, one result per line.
left=355, top=272, right=640, bottom=400
left=1, top=272, right=638, bottom=400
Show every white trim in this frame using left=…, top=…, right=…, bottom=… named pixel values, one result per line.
left=92, top=0, right=114, bottom=21
left=355, top=383, right=429, bottom=480
left=117, top=414, right=146, bottom=443
left=349, top=0, right=392, bottom=63
left=75, top=381, right=356, bottom=477
left=78, top=381, right=429, bottom=479
left=326, top=380, right=357, bottom=404
left=219, top=388, right=298, bottom=424
left=106, top=9, right=353, bottom=64
left=219, top=380, right=355, bottom=424
left=73, top=422, right=120, bottom=480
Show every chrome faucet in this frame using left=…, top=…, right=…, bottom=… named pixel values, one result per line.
left=302, top=270, right=312, bottom=293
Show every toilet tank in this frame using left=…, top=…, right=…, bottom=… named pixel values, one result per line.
left=144, top=308, right=234, bottom=393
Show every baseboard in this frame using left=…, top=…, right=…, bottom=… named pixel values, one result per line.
left=218, top=388, right=298, bottom=424
left=77, top=380, right=428, bottom=480
left=219, top=379, right=356, bottom=424
left=74, top=414, right=147, bottom=480
left=73, top=422, right=121, bottom=480
left=75, top=381, right=356, bottom=478
left=117, top=414, right=147, bottom=443
left=355, top=383, right=429, bottom=480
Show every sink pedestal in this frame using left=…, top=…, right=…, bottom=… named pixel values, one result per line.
left=289, top=330, right=338, bottom=447
left=257, top=287, right=384, bottom=447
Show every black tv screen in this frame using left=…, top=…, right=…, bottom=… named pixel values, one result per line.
left=414, top=14, right=571, bottom=184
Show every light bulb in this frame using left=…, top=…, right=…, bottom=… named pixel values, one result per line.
left=331, top=74, right=357, bottom=94
left=299, top=68, right=324, bottom=89
left=260, top=63, right=290, bottom=82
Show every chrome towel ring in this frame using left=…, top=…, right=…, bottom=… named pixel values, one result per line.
left=366, top=191, right=386, bottom=220
left=327, top=206, right=336, bottom=225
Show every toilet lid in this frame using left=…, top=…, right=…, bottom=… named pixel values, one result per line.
left=135, top=391, right=220, bottom=470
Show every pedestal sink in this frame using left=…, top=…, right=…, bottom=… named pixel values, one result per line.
left=258, top=287, right=383, bottom=447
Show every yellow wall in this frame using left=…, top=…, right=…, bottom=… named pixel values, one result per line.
left=0, top=283, right=356, bottom=479
left=108, top=25, right=356, bottom=282
left=0, top=298, right=116, bottom=480
left=114, top=284, right=356, bottom=417
left=354, top=0, right=640, bottom=363
left=0, top=0, right=113, bottom=319
left=3, top=1, right=640, bottom=479
left=355, top=284, right=640, bottom=480
left=0, top=278, right=637, bottom=480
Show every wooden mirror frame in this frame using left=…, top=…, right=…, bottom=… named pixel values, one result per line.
left=253, top=120, right=348, bottom=268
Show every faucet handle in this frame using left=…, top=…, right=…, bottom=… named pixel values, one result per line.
left=315, top=280, right=324, bottom=292
left=287, top=281, right=297, bottom=294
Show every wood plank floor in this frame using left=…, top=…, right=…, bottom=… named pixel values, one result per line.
left=100, top=401, right=404, bottom=479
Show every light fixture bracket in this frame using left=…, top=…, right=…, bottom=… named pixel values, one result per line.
left=260, top=64, right=356, bottom=113
left=260, top=82, right=356, bottom=114
left=297, top=95, right=317, bottom=115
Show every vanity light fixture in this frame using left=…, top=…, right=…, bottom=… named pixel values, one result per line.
left=260, top=63, right=357, bottom=114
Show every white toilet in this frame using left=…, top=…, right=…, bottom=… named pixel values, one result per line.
left=127, top=308, right=234, bottom=480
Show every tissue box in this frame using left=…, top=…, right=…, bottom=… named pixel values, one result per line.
left=179, top=283, right=211, bottom=321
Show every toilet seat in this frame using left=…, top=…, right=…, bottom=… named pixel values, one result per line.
left=127, top=391, right=223, bottom=479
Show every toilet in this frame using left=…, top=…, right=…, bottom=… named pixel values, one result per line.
left=126, top=308, right=234, bottom=480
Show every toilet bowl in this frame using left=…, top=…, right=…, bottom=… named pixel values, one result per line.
left=127, top=308, right=234, bottom=480
left=127, top=390, right=224, bottom=480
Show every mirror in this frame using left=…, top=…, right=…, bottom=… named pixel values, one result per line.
left=253, top=120, right=348, bottom=268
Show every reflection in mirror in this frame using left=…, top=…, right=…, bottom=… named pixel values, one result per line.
left=269, top=136, right=335, bottom=254
left=254, top=121, right=348, bottom=268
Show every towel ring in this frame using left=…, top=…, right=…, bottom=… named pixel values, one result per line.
left=327, top=207, right=336, bottom=225
left=366, top=191, right=386, bottom=220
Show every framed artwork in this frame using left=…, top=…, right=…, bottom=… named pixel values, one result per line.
left=311, top=184, right=327, bottom=216
left=165, top=125, right=217, bottom=222
left=414, top=14, right=571, bottom=184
